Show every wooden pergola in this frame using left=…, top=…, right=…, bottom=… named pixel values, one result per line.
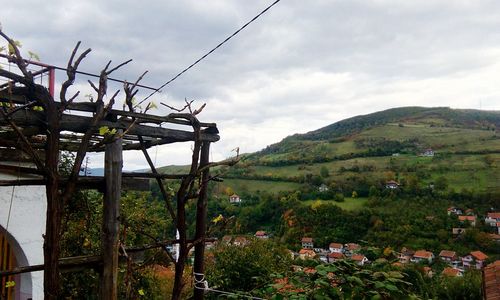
left=0, top=32, right=230, bottom=299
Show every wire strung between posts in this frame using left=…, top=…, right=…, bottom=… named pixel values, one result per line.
left=140, top=0, right=283, bottom=103
left=193, top=272, right=265, bottom=300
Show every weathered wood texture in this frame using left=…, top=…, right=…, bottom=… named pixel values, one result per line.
left=101, top=132, right=123, bottom=300
left=193, top=142, right=211, bottom=300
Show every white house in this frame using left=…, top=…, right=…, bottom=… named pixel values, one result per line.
left=229, top=194, right=241, bottom=204
left=0, top=161, right=46, bottom=299
left=411, top=250, right=434, bottom=264
left=351, top=254, right=369, bottom=266
left=301, top=237, right=314, bottom=249
left=485, top=212, right=500, bottom=226
left=329, top=242, right=344, bottom=253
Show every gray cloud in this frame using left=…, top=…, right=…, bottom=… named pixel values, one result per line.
left=2, top=0, right=500, bottom=168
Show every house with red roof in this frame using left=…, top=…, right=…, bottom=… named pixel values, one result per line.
left=298, top=248, right=316, bottom=260
left=411, top=250, right=434, bottom=264
left=255, top=231, right=269, bottom=239
left=439, top=250, right=458, bottom=262
left=447, top=207, right=463, bottom=216
left=385, top=180, right=400, bottom=189
left=351, top=254, right=369, bottom=266
left=462, top=250, right=488, bottom=269
left=344, top=243, right=361, bottom=256
left=329, top=242, right=344, bottom=253
left=327, top=252, right=345, bottom=263
left=458, top=215, right=477, bottom=227
left=301, top=237, right=314, bottom=249
left=485, top=212, right=500, bottom=227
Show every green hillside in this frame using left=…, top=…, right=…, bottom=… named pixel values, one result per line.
left=220, top=107, right=500, bottom=197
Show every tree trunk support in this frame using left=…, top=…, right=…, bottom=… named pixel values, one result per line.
left=193, top=142, right=210, bottom=300
left=101, top=132, right=123, bottom=300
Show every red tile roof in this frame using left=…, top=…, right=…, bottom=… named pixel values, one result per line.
left=439, top=250, right=457, bottom=258
left=414, top=250, right=433, bottom=259
left=483, top=261, right=500, bottom=300
left=471, top=250, right=488, bottom=261
left=487, top=212, right=500, bottom=219
left=299, top=249, right=315, bottom=255
left=255, top=231, right=267, bottom=237
left=345, top=243, right=360, bottom=251
left=351, top=254, right=366, bottom=261
left=301, top=237, right=313, bottom=243
left=458, top=215, right=476, bottom=222
left=329, top=243, right=343, bottom=249
left=328, top=252, right=344, bottom=259
left=489, top=233, right=500, bottom=240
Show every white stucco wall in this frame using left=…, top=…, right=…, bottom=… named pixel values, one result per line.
left=0, top=170, right=46, bottom=300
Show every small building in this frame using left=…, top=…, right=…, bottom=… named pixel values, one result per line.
left=351, top=254, right=369, bottom=266
left=301, top=237, right=314, bottom=249
left=447, top=207, right=463, bottom=216
left=221, top=235, right=232, bottom=244
left=398, top=247, right=415, bottom=264
left=439, top=250, right=458, bottom=262
left=329, top=242, right=344, bottom=253
left=489, top=233, right=500, bottom=242
left=422, top=266, right=434, bottom=278
left=464, top=208, right=475, bottom=216
left=485, top=212, right=500, bottom=226
left=344, top=243, right=361, bottom=256
left=298, top=248, right=317, bottom=260
left=458, top=215, right=476, bottom=227
left=421, top=148, right=435, bottom=157
left=462, top=251, right=488, bottom=269
left=452, top=228, right=467, bottom=236
left=229, top=194, right=241, bottom=204
left=385, top=180, right=399, bottom=189
left=318, top=184, right=329, bottom=192
left=327, top=252, right=345, bottom=263
left=255, top=231, right=269, bottom=239
left=411, top=250, right=434, bottom=264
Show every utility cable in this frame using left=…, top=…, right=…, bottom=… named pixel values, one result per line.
left=141, top=0, right=283, bottom=103
left=193, top=272, right=265, bottom=300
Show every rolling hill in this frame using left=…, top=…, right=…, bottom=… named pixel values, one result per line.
left=216, top=107, right=500, bottom=196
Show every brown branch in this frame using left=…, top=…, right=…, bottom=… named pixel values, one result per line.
left=60, top=41, right=91, bottom=109
left=0, top=30, right=31, bottom=79
left=106, top=59, right=132, bottom=75
left=4, top=101, right=37, bottom=117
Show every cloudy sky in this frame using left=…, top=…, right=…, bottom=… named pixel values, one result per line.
left=2, top=0, right=500, bottom=169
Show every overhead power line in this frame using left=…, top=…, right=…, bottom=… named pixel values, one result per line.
left=141, top=0, right=283, bottom=103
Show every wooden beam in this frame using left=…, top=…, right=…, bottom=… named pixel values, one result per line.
left=1, top=110, right=219, bottom=143
left=101, top=131, right=122, bottom=300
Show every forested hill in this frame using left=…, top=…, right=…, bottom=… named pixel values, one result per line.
left=250, top=106, right=500, bottom=159
left=220, top=106, right=500, bottom=195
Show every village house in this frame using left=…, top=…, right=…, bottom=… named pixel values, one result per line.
left=462, top=250, right=488, bottom=269
left=301, top=237, right=314, bottom=249
left=439, top=250, right=460, bottom=268
left=385, top=180, right=399, bottom=189
left=489, top=233, right=500, bottom=243
left=452, top=228, right=467, bottom=236
left=318, top=184, right=329, bottom=192
left=422, top=266, right=434, bottom=278
left=442, top=267, right=463, bottom=277
left=485, top=212, right=500, bottom=226
left=298, top=248, right=317, bottom=260
left=329, top=242, right=344, bottom=253
left=447, top=206, right=463, bottom=216
left=411, top=250, right=434, bottom=264
left=458, top=215, right=477, bottom=227
left=464, top=208, right=475, bottom=216
left=221, top=235, right=232, bottom=244
left=327, top=252, right=345, bottom=263
left=229, top=193, right=241, bottom=204
left=344, top=243, right=361, bottom=256
left=351, top=254, right=369, bottom=266
left=421, top=148, right=435, bottom=157
left=398, top=247, right=415, bottom=264
left=255, top=231, right=269, bottom=239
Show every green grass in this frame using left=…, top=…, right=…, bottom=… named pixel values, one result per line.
left=302, top=197, right=368, bottom=211
left=220, top=178, right=302, bottom=194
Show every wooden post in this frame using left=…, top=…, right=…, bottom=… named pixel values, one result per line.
left=193, top=142, right=210, bottom=300
left=101, top=132, right=123, bottom=299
